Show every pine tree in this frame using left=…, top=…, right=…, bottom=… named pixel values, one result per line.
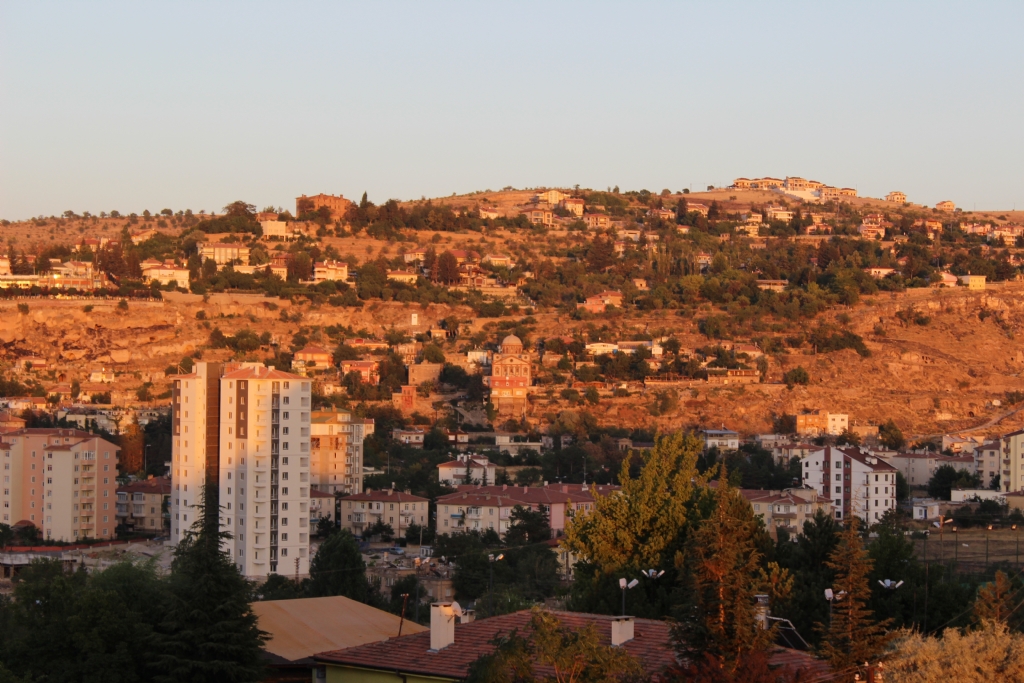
left=154, top=484, right=266, bottom=683
left=973, top=570, right=1018, bottom=626
left=673, top=469, right=789, bottom=669
left=817, top=517, right=892, bottom=675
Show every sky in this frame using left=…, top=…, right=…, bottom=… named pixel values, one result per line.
left=1, top=1, right=1023, bottom=220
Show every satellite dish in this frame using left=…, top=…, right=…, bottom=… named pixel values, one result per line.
left=627, top=579, right=639, bottom=589
left=619, top=578, right=627, bottom=589
left=825, top=588, right=834, bottom=600
left=450, top=601, right=464, bottom=617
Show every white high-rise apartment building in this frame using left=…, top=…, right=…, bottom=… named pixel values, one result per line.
left=171, top=362, right=312, bottom=579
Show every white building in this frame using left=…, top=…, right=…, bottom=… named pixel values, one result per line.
left=702, top=429, right=739, bottom=451
left=437, top=453, right=497, bottom=486
left=801, top=446, right=897, bottom=523
left=171, top=362, right=312, bottom=580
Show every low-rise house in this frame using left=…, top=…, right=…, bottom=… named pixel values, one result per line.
left=858, top=224, right=885, bottom=240
left=864, top=267, right=896, bottom=279
left=340, top=360, right=380, bottom=385
left=292, top=345, right=333, bottom=370
left=796, top=411, right=848, bottom=437
left=702, top=429, right=739, bottom=451
left=313, top=260, right=349, bottom=283
left=560, top=197, right=585, bottom=216
left=347, top=338, right=389, bottom=352
left=479, top=207, right=500, bottom=220
left=889, top=451, right=976, bottom=487
left=141, top=260, right=190, bottom=286
left=960, top=274, right=986, bottom=290
left=742, top=487, right=832, bottom=538
left=521, top=207, right=555, bottom=226
left=766, top=207, right=794, bottom=222
left=579, top=290, right=624, bottom=313
left=936, top=200, right=956, bottom=212
left=756, top=279, right=787, bottom=292
left=198, top=242, right=249, bottom=265
left=438, top=454, right=497, bottom=486
left=687, top=202, right=710, bottom=217
left=403, top=248, right=428, bottom=264
left=582, top=213, right=610, bottom=229
left=886, top=191, right=907, bottom=204
left=392, top=427, right=425, bottom=448
left=482, top=254, right=513, bottom=268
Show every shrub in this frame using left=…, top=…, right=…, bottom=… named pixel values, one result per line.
left=783, top=366, right=810, bottom=387
left=17, top=303, right=29, bottom=314
left=83, top=304, right=94, bottom=313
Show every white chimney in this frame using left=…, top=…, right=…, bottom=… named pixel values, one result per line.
left=755, top=594, right=770, bottom=629
left=610, top=616, right=634, bottom=646
left=430, top=603, right=456, bottom=651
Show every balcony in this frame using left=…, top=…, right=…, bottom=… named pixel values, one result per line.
left=772, top=511, right=798, bottom=519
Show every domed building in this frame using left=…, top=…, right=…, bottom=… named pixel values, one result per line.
left=488, top=334, right=531, bottom=417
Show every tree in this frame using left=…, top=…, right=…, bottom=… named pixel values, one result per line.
left=465, top=608, right=644, bottom=683
left=973, top=571, right=1018, bottom=627
left=257, top=574, right=305, bottom=601
left=879, top=419, right=906, bottom=450
left=154, top=484, right=266, bottom=683
left=817, top=517, right=892, bottom=672
left=119, top=415, right=145, bottom=475
left=895, top=471, right=911, bottom=502
left=927, top=464, right=981, bottom=500
left=0, top=523, right=12, bottom=548
left=673, top=471, right=789, bottom=670
left=504, top=505, right=551, bottom=547
left=433, top=251, right=460, bottom=284
left=783, top=366, right=809, bottom=387
left=885, top=622, right=1024, bottom=683
left=306, top=529, right=371, bottom=602
left=586, top=236, right=616, bottom=271
left=222, top=201, right=256, bottom=219
left=836, top=428, right=861, bottom=447
left=422, top=344, right=445, bottom=364
left=564, top=432, right=704, bottom=576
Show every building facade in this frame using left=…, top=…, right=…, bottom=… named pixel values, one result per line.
left=796, top=411, right=849, bottom=437
left=116, top=476, right=171, bottom=534
left=339, top=489, right=429, bottom=538
left=171, top=362, right=312, bottom=579
left=487, top=335, right=531, bottom=416
left=801, top=447, right=897, bottom=523
left=310, top=408, right=372, bottom=495
left=1, top=429, right=119, bottom=541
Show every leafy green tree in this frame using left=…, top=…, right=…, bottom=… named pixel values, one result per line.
left=783, top=366, right=809, bottom=386
left=422, top=344, right=445, bottom=363
left=465, top=609, right=644, bottom=683
left=432, top=251, right=460, bottom=284
left=927, top=464, right=981, bottom=500
left=257, top=574, right=305, bottom=601
left=879, top=419, right=906, bottom=450
left=817, top=518, right=892, bottom=672
left=504, top=505, right=551, bottom=546
left=306, top=529, right=372, bottom=602
left=154, top=484, right=266, bottom=683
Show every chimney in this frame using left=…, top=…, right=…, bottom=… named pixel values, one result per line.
left=430, top=603, right=456, bottom=651
left=561, top=485, right=568, bottom=493
left=459, top=609, right=475, bottom=624
left=610, top=616, right=634, bottom=646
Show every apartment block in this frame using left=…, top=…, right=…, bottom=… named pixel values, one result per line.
left=999, top=430, right=1024, bottom=493
left=310, top=408, right=373, bottom=495
left=796, top=410, right=848, bottom=437
left=1, top=429, right=119, bottom=540
left=339, top=489, right=429, bottom=538
left=116, top=476, right=171, bottom=534
left=801, top=446, right=897, bottom=523
left=171, top=362, right=313, bottom=579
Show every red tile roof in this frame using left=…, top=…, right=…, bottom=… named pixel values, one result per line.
left=117, top=477, right=172, bottom=495
left=344, top=490, right=429, bottom=504
left=313, top=610, right=830, bottom=681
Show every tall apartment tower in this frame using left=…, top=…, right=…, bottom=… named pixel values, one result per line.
left=310, top=408, right=374, bottom=495
left=171, top=362, right=312, bottom=579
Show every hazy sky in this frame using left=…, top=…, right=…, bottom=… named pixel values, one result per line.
left=2, top=1, right=1022, bottom=220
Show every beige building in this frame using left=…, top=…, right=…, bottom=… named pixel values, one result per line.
left=198, top=242, right=250, bottom=265
left=339, top=489, right=429, bottom=538
left=310, top=408, right=373, bottom=495
left=521, top=207, right=554, bottom=226
left=533, top=190, right=567, bottom=205
left=313, top=260, right=349, bottom=283
left=488, top=335, right=531, bottom=416
left=1, top=428, right=119, bottom=540
left=116, top=476, right=171, bottom=533
left=959, top=274, right=986, bottom=290
left=560, top=197, right=585, bottom=216
left=742, top=487, right=832, bottom=538
left=141, top=260, right=190, bottom=286
left=887, top=452, right=975, bottom=487
left=999, top=429, right=1024, bottom=493
left=296, top=193, right=353, bottom=219
left=885, top=191, right=907, bottom=204
left=974, top=441, right=1002, bottom=489
left=802, top=447, right=897, bottom=523
left=437, top=454, right=497, bottom=486
left=936, top=200, right=956, bottom=212
left=796, top=411, right=849, bottom=437
left=171, top=362, right=312, bottom=579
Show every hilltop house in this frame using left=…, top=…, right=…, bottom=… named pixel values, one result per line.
left=437, top=454, right=497, bottom=486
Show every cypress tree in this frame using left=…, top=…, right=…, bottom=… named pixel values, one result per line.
left=154, top=484, right=266, bottom=683
left=305, top=529, right=371, bottom=601
left=817, top=517, right=892, bottom=674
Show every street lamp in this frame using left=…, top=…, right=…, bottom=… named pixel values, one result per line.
left=825, top=588, right=846, bottom=628
left=619, top=578, right=639, bottom=616
left=1013, top=524, right=1020, bottom=567
left=986, top=525, right=994, bottom=567
left=877, top=579, right=904, bottom=590
left=488, top=553, right=504, bottom=616
left=952, top=526, right=959, bottom=568
left=144, top=443, right=151, bottom=474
